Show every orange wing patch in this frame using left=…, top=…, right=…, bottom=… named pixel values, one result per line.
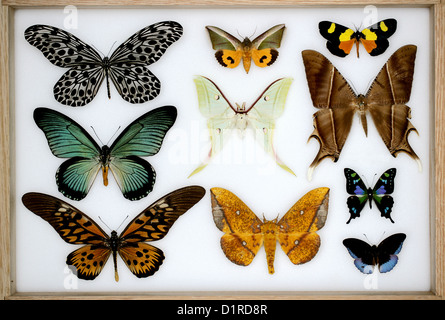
left=215, top=49, right=242, bottom=69
left=211, top=187, right=330, bottom=274
left=252, top=48, right=279, bottom=68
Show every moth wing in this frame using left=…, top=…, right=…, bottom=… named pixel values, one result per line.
left=302, top=50, right=357, bottom=179
left=246, top=78, right=294, bottom=175
left=277, top=187, right=330, bottom=265
left=205, top=26, right=240, bottom=50
left=359, top=19, right=397, bottom=56
left=252, top=24, right=285, bottom=50
left=210, top=187, right=263, bottom=266
left=366, top=45, right=420, bottom=169
left=189, top=76, right=237, bottom=177
left=318, top=21, right=356, bottom=57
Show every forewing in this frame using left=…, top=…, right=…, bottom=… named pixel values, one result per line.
left=22, top=192, right=108, bottom=244
left=344, top=168, right=369, bottom=223
left=33, top=107, right=101, bottom=159
left=373, top=168, right=396, bottom=195
left=110, top=106, right=177, bottom=158
left=210, top=187, right=264, bottom=266
left=109, top=21, right=183, bottom=65
left=120, top=186, right=205, bottom=241
left=343, top=238, right=376, bottom=274
left=24, top=24, right=103, bottom=67
left=359, top=19, right=397, bottom=56
left=377, top=233, right=406, bottom=273
left=318, top=21, right=356, bottom=58
left=118, top=243, right=165, bottom=278
left=205, top=26, right=240, bottom=50
left=277, top=188, right=330, bottom=264
left=252, top=24, right=285, bottom=50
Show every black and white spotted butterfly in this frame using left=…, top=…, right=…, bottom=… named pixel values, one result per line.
left=24, top=21, right=183, bottom=107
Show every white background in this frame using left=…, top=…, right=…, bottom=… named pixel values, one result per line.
left=13, top=6, right=431, bottom=293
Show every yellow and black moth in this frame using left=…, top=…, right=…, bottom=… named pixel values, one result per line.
left=318, top=19, right=397, bottom=58
left=206, top=24, right=285, bottom=73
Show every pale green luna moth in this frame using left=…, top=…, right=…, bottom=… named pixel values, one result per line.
left=189, top=76, right=294, bottom=177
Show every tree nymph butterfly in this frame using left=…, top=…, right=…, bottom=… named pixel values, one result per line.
left=25, top=21, right=183, bottom=106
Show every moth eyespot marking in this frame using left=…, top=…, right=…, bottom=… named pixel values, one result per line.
left=263, top=127, right=267, bottom=133
left=236, top=210, right=240, bottom=215
left=242, top=241, right=247, bottom=246
left=264, top=95, right=270, bottom=101
left=300, top=210, right=304, bottom=215
left=294, top=240, right=299, bottom=245
left=217, top=128, right=221, bottom=134
left=214, top=94, right=220, bottom=100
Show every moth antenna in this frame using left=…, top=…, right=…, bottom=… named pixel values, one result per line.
left=90, top=126, right=105, bottom=145
left=248, top=26, right=257, bottom=39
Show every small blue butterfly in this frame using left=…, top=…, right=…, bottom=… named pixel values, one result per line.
left=343, top=233, right=406, bottom=274
left=344, top=168, right=396, bottom=223
left=34, top=106, right=177, bottom=201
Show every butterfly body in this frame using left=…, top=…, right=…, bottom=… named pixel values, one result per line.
left=345, top=168, right=396, bottom=223
left=34, top=106, right=177, bottom=200
left=25, top=22, right=183, bottom=106
left=319, top=19, right=397, bottom=58
left=302, top=45, right=421, bottom=180
left=206, top=24, right=285, bottom=73
left=189, top=76, right=294, bottom=177
left=343, top=233, right=406, bottom=274
left=22, top=186, right=205, bottom=281
left=211, top=187, right=330, bottom=274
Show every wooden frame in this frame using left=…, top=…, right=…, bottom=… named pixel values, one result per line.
left=0, top=0, right=444, bottom=300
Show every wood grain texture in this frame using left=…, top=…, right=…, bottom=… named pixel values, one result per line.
left=0, top=5, right=11, bottom=300
left=0, top=0, right=443, bottom=300
left=434, top=1, right=445, bottom=298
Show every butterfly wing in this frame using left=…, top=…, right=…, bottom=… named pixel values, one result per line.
left=24, top=25, right=106, bottom=107
left=250, top=24, right=285, bottom=68
left=277, top=187, right=330, bottom=265
left=206, top=26, right=243, bottom=70
left=210, top=187, right=264, bottom=267
left=365, top=45, right=421, bottom=170
left=246, top=77, right=295, bottom=175
left=22, top=192, right=111, bottom=280
left=188, top=76, right=237, bottom=177
left=359, top=19, right=397, bottom=56
left=302, top=50, right=358, bottom=180
left=108, top=106, right=177, bottom=200
left=118, top=186, right=205, bottom=278
left=33, top=107, right=102, bottom=200
left=319, top=21, right=357, bottom=58
left=343, top=238, right=376, bottom=274
left=344, top=168, right=369, bottom=223
left=108, top=21, right=183, bottom=103
left=376, top=233, right=406, bottom=273
left=372, top=168, right=396, bottom=222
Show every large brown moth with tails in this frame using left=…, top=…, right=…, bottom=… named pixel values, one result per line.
left=302, top=45, right=420, bottom=180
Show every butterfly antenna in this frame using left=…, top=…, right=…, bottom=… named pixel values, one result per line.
left=98, top=216, right=112, bottom=232
left=91, top=44, right=106, bottom=58
left=106, top=126, right=121, bottom=145
left=90, top=126, right=105, bottom=145
left=116, top=215, right=129, bottom=232
left=107, top=41, right=117, bottom=58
